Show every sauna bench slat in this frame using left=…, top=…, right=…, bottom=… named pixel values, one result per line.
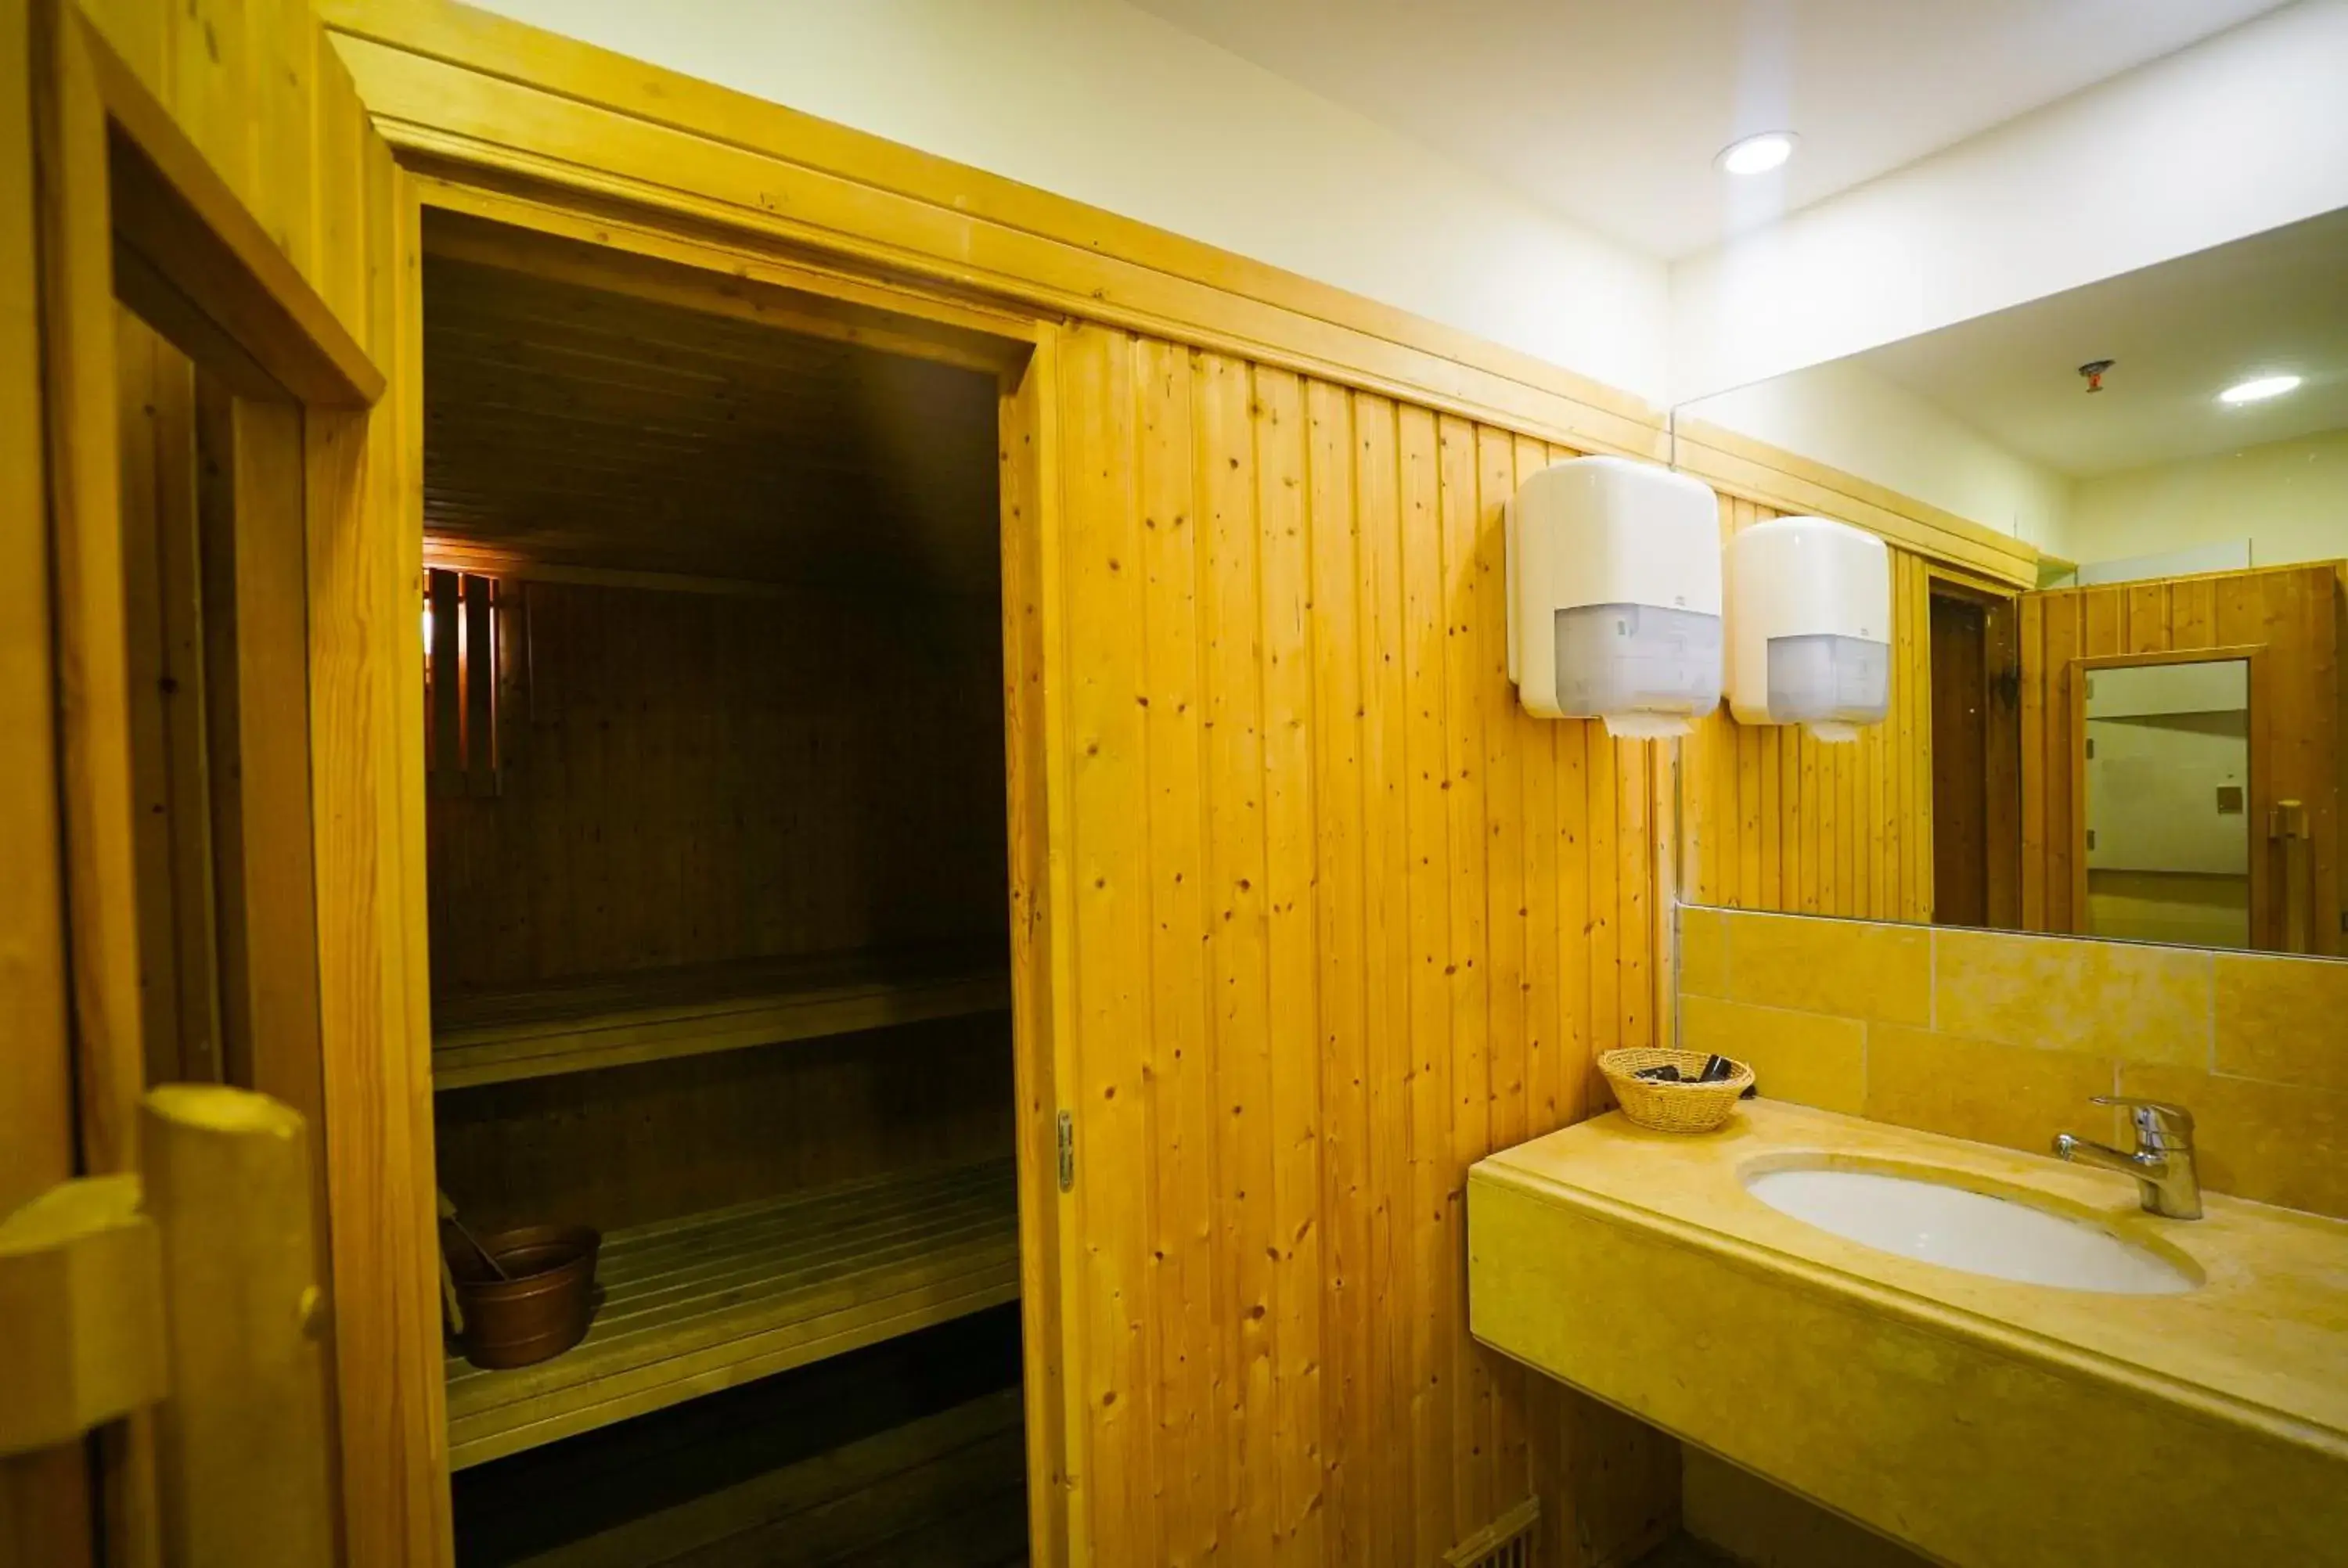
left=444, top=1157, right=1019, bottom=1469
left=429, top=948, right=1011, bottom=1090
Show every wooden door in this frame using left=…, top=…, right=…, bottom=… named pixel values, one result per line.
left=1044, top=323, right=1680, bottom=1568
left=2, top=1, right=436, bottom=1563
left=1931, top=594, right=1990, bottom=926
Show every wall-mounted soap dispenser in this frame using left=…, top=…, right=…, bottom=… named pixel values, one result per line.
left=1725, top=515, right=1890, bottom=743
left=1505, top=456, right=1722, bottom=736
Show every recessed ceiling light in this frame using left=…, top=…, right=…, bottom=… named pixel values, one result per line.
left=1718, top=132, right=1796, bottom=176
left=2217, top=374, right=2301, bottom=405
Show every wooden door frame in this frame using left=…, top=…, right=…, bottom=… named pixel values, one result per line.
left=2063, top=645, right=2268, bottom=946
left=3, top=0, right=88, bottom=1559
left=23, top=2, right=385, bottom=1562
left=376, top=174, right=1082, bottom=1566
left=1924, top=568, right=2022, bottom=929
left=1925, top=588, right=1992, bottom=927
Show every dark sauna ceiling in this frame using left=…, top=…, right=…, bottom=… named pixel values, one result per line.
left=423, top=250, right=1000, bottom=592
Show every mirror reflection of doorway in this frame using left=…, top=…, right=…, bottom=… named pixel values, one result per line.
left=1929, top=584, right=2021, bottom=929
left=2080, top=659, right=2253, bottom=948
left=1931, top=594, right=1989, bottom=926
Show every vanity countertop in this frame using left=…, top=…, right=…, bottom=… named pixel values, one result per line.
left=1468, top=1099, right=2348, bottom=1567
left=1476, top=1098, right=2348, bottom=1447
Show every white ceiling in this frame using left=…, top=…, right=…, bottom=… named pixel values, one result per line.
left=1129, top=0, right=2290, bottom=259
left=1846, top=207, right=2348, bottom=477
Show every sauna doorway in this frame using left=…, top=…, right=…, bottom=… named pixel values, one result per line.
left=1928, top=578, right=2022, bottom=930
left=416, top=211, right=1033, bottom=1566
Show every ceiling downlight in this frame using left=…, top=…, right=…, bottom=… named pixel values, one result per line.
left=2217, top=374, right=2302, bottom=405
left=1717, top=131, right=1797, bottom=176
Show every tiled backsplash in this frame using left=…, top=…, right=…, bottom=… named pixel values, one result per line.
left=1677, top=905, right=2348, bottom=1221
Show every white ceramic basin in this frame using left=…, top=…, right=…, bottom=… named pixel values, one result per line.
left=1745, top=1166, right=2197, bottom=1294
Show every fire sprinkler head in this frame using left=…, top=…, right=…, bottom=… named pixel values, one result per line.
left=2078, top=359, right=2116, bottom=394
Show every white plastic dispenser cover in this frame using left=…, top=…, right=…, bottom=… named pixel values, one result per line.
left=1504, top=456, right=1722, bottom=734
left=1725, top=515, right=1890, bottom=742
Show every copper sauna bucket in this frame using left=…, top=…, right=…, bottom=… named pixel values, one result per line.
left=447, top=1222, right=602, bottom=1370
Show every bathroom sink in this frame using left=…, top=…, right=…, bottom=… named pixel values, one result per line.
left=1744, top=1165, right=2198, bottom=1294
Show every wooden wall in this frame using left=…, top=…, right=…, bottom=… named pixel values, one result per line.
left=1683, top=498, right=1938, bottom=924
left=1051, top=322, right=1678, bottom=1568
left=0, top=0, right=88, bottom=1557
left=435, top=1013, right=1014, bottom=1235
left=424, top=577, right=1007, bottom=992
left=425, top=574, right=1016, bottom=1253
left=115, top=310, right=216, bottom=1087
left=2021, top=563, right=2343, bottom=954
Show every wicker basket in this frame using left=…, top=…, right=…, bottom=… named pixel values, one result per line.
left=1599, top=1048, right=1753, bottom=1134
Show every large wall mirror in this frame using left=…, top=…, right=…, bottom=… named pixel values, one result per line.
left=1675, top=206, right=2345, bottom=958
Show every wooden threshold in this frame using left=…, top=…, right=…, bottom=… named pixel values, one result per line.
left=445, top=1158, right=1019, bottom=1469
left=430, top=948, right=1011, bottom=1090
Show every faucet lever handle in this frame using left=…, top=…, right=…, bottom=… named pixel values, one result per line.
left=2091, top=1095, right=2195, bottom=1145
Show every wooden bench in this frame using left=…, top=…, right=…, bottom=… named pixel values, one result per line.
left=430, top=948, right=1011, bottom=1090
left=445, top=1158, right=1020, bottom=1469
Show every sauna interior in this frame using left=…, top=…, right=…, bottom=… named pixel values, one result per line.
left=416, top=218, right=1025, bottom=1563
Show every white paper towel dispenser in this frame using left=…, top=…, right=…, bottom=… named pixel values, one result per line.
left=1505, top=456, right=1723, bottom=736
left=1725, top=514, right=1890, bottom=743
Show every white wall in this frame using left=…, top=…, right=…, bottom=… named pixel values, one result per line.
left=2062, top=427, right=2348, bottom=568
left=1669, top=0, right=2348, bottom=403
left=465, top=0, right=1673, bottom=404
left=463, top=0, right=2346, bottom=538
left=1684, top=359, right=2074, bottom=546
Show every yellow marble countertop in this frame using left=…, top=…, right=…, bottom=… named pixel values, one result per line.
left=1476, top=1099, right=2348, bottom=1458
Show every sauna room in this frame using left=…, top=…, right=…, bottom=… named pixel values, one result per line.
left=13, top=5, right=2348, bottom=1568
left=416, top=216, right=1027, bottom=1563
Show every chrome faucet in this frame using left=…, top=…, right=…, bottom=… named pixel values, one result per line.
left=2053, top=1096, right=2202, bottom=1220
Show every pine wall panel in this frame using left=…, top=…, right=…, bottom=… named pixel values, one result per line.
left=1683, top=498, right=1937, bottom=926
left=423, top=579, right=1008, bottom=992
left=1050, top=322, right=1677, bottom=1568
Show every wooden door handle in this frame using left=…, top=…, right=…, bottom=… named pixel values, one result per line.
left=0, top=1173, right=167, bottom=1456
left=2271, top=798, right=2310, bottom=954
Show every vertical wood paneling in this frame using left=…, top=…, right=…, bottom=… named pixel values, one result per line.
left=1482, top=433, right=1532, bottom=1512
left=2018, top=593, right=2047, bottom=930
left=1056, top=329, right=1673, bottom=1566
left=1687, top=502, right=1936, bottom=925
left=2043, top=584, right=2082, bottom=930
left=422, top=580, right=1007, bottom=991
left=1907, top=553, right=1935, bottom=917
left=1512, top=437, right=1561, bottom=1143
left=1555, top=683, right=1594, bottom=1127
left=1198, top=347, right=1277, bottom=1558
left=1434, top=414, right=1491, bottom=1541
left=118, top=309, right=224, bottom=1087
left=1395, top=397, right=1455, bottom=1567
left=1617, top=729, right=1651, bottom=1046
left=1058, top=324, right=1158, bottom=1566
left=1355, top=393, right=1415, bottom=1568
left=1135, top=335, right=1215, bottom=1566
left=1304, top=378, right=1365, bottom=1566
left=1255, top=366, right=1324, bottom=1560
